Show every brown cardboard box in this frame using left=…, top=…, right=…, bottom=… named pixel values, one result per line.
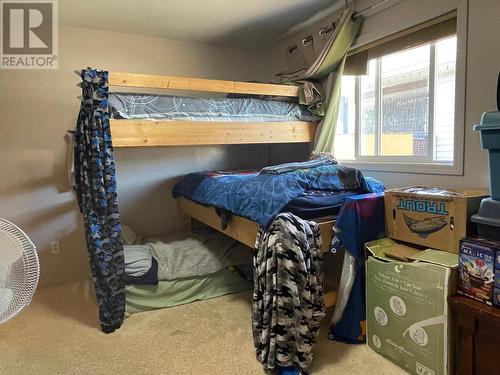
left=385, top=187, right=488, bottom=253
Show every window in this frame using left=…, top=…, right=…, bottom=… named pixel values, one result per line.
left=334, top=35, right=458, bottom=168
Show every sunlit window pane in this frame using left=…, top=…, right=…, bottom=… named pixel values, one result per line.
left=434, top=36, right=457, bottom=162
left=360, top=60, right=376, bottom=156
left=334, top=76, right=356, bottom=159
left=380, top=44, right=430, bottom=156
left=334, top=35, right=456, bottom=165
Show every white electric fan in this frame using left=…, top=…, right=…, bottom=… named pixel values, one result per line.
left=0, top=218, right=39, bottom=323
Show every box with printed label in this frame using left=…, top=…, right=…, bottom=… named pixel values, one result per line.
left=457, top=237, right=496, bottom=306
left=385, top=187, right=488, bottom=253
left=366, top=238, right=458, bottom=375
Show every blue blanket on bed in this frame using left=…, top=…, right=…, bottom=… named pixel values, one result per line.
left=173, top=164, right=384, bottom=226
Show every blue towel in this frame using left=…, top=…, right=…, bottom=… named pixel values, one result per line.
left=329, top=192, right=385, bottom=344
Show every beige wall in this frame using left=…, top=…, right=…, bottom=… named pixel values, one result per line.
left=267, top=0, right=498, bottom=190
left=0, top=25, right=274, bottom=287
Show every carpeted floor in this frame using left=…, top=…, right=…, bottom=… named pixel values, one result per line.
left=0, top=280, right=404, bottom=374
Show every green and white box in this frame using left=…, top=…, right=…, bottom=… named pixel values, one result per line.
left=366, top=238, right=458, bottom=375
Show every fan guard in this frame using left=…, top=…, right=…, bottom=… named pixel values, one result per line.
left=0, top=218, right=39, bottom=323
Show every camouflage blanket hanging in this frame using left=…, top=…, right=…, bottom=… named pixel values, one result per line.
left=252, top=213, right=325, bottom=374
left=74, top=68, right=125, bottom=333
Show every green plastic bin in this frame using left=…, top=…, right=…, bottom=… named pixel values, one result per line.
left=473, top=111, right=500, bottom=200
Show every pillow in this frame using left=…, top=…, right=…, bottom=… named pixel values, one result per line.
left=121, top=224, right=138, bottom=245
left=124, top=245, right=152, bottom=277
left=125, top=257, right=158, bottom=286
left=123, top=244, right=159, bottom=285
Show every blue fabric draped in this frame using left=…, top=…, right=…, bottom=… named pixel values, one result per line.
left=173, top=166, right=384, bottom=226
left=328, top=192, right=385, bottom=343
left=74, top=68, right=125, bottom=333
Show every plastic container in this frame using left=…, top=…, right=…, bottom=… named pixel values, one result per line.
left=471, top=198, right=500, bottom=240
left=473, top=111, right=500, bottom=200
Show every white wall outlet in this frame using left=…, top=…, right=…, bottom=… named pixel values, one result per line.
left=50, top=241, right=60, bottom=254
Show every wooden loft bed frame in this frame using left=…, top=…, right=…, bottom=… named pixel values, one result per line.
left=178, top=197, right=338, bottom=308
left=107, top=72, right=318, bottom=147
left=104, top=71, right=334, bottom=306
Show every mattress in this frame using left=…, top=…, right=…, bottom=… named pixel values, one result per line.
left=173, top=166, right=385, bottom=225
left=284, top=177, right=385, bottom=219
left=283, top=190, right=358, bottom=220
left=108, top=92, right=320, bottom=122
left=125, top=268, right=251, bottom=315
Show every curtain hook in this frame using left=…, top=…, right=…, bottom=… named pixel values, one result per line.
left=319, top=22, right=336, bottom=37
left=302, top=35, right=313, bottom=47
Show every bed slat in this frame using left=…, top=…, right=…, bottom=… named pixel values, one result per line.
left=109, top=72, right=300, bottom=97
left=110, top=120, right=317, bottom=147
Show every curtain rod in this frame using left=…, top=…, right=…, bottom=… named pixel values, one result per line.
left=352, top=0, right=389, bottom=19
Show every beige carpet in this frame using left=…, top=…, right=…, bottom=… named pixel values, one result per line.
left=0, top=281, right=404, bottom=375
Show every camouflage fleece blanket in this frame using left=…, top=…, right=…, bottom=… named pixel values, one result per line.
left=252, top=213, right=325, bottom=375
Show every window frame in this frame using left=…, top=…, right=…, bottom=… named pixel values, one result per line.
left=337, top=8, right=467, bottom=176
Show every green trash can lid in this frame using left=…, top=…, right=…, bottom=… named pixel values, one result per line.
left=474, top=111, right=500, bottom=131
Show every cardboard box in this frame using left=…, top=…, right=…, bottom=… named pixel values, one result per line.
left=385, top=187, right=488, bottom=253
left=366, top=238, right=458, bottom=375
left=457, top=237, right=496, bottom=305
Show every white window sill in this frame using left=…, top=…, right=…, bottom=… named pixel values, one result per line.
left=339, top=160, right=464, bottom=176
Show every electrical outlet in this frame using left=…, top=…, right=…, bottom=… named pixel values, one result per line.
left=50, top=241, right=60, bottom=254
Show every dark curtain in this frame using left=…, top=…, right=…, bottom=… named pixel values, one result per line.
left=74, top=68, right=125, bottom=333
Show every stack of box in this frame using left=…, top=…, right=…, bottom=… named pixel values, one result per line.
left=452, top=110, right=500, bottom=306
left=457, top=237, right=497, bottom=306
left=365, top=187, right=487, bottom=375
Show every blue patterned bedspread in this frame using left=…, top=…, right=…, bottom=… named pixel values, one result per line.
left=173, top=165, right=384, bottom=226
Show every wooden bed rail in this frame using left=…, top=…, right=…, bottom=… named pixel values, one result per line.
left=105, top=72, right=315, bottom=147
left=108, top=72, right=300, bottom=97
left=110, top=120, right=316, bottom=147
left=178, top=197, right=333, bottom=253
